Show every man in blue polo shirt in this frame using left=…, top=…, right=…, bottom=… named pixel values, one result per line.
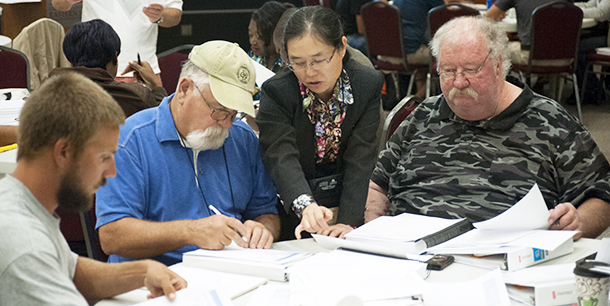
left=95, top=41, right=280, bottom=266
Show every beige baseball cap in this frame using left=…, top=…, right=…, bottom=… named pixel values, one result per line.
left=188, top=41, right=256, bottom=117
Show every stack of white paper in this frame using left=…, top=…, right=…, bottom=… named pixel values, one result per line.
left=428, top=184, right=577, bottom=254
left=0, top=99, right=25, bottom=126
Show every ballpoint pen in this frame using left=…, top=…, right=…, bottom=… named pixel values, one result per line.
left=209, top=205, right=248, bottom=242
left=135, top=53, right=144, bottom=83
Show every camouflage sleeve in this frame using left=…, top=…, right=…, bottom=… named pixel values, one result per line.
left=554, top=123, right=610, bottom=207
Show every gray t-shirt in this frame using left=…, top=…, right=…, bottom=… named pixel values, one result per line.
left=0, top=175, right=86, bottom=305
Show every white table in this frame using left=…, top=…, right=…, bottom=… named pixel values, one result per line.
left=496, top=17, right=597, bottom=33
left=95, top=238, right=601, bottom=306
left=0, top=35, right=11, bottom=48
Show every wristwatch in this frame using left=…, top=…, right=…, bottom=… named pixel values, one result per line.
left=154, top=16, right=164, bottom=24
left=292, top=194, right=316, bottom=219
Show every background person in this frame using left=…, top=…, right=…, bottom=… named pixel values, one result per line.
left=257, top=6, right=384, bottom=240
left=50, top=19, right=165, bottom=118
left=0, top=72, right=186, bottom=305
left=52, top=0, right=183, bottom=84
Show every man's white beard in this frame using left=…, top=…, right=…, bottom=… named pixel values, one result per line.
left=185, top=126, right=229, bottom=151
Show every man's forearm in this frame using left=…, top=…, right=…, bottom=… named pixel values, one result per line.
left=0, top=126, right=18, bottom=147
left=577, top=198, right=610, bottom=238
left=159, top=8, right=181, bottom=28
left=73, top=257, right=149, bottom=301
left=98, top=217, right=192, bottom=259
left=364, top=180, right=390, bottom=223
left=254, top=214, right=280, bottom=241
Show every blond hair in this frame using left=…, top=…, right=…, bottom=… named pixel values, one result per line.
left=18, top=72, right=125, bottom=160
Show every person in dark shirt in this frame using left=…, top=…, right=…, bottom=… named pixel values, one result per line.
left=49, top=19, right=166, bottom=118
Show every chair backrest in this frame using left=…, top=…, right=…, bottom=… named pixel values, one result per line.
left=56, top=198, right=108, bottom=262
left=530, top=2, right=582, bottom=64
left=379, top=95, right=423, bottom=151
left=157, top=44, right=195, bottom=95
left=0, top=46, right=31, bottom=91
left=361, top=1, right=408, bottom=72
left=428, top=4, right=480, bottom=40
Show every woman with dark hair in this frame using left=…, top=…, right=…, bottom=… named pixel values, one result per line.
left=257, top=6, right=383, bottom=240
left=249, top=1, right=292, bottom=72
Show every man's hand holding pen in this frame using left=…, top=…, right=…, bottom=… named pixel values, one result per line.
left=203, top=205, right=275, bottom=250
left=548, top=202, right=582, bottom=240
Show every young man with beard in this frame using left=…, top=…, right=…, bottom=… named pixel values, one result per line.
left=366, top=16, right=610, bottom=240
left=0, top=72, right=186, bottom=305
left=95, top=41, right=280, bottom=266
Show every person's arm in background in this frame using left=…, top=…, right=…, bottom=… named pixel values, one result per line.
left=51, top=0, right=81, bottom=11
left=143, top=5, right=182, bottom=28
left=73, top=257, right=186, bottom=301
left=486, top=5, right=507, bottom=21
left=577, top=0, right=610, bottom=21
left=0, top=126, right=18, bottom=147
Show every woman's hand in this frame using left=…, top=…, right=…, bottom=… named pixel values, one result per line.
left=294, top=204, right=333, bottom=239
left=318, top=224, right=354, bottom=239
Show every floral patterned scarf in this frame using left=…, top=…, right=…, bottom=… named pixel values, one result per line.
left=300, top=69, right=354, bottom=164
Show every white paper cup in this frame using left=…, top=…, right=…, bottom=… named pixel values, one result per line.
left=574, top=261, right=610, bottom=306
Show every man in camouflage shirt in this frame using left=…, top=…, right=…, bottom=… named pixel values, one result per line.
left=365, top=16, right=610, bottom=239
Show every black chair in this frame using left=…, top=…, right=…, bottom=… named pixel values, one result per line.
left=511, top=2, right=583, bottom=121
left=379, top=95, right=423, bottom=152
left=361, top=1, right=428, bottom=101
left=0, top=45, right=30, bottom=91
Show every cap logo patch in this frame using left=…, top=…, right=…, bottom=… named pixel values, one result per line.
left=237, top=66, right=250, bottom=84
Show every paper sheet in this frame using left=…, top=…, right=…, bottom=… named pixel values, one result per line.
left=245, top=284, right=290, bottom=306
left=346, top=213, right=466, bottom=242
left=422, top=269, right=511, bottom=306
left=474, top=184, right=550, bottom=231
left=596, top=237, right=610, bottom=263
left=288, top=250, right=425, bottom=306
left=169, top=264, right=267, bottom=299
left=132, top=288, right=233, bottom=306
left=251, top=59, right=275, bottom=87
left=0, top=99, right=25, bottom=126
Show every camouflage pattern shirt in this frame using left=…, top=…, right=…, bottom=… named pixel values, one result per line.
left=372, top=86, right=610, bottom=222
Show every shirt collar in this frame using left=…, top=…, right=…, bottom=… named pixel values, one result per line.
left=156, top=93, right=182, bottom=143
left=438, top=84, right=533, bottom=130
